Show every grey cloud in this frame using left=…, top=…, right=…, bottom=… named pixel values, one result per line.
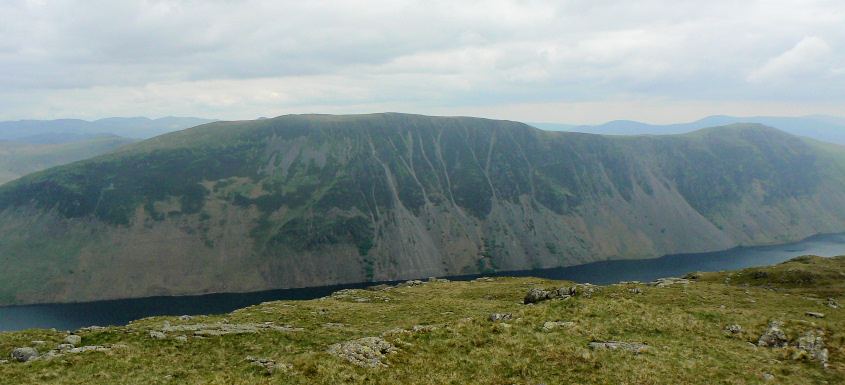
left=0, top=0, right=843, bottom=120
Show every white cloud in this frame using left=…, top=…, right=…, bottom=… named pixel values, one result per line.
left=748, top=37, right=834, bottom=83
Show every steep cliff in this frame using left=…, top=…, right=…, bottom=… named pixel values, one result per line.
left=1, top=113, right=844, bottom=305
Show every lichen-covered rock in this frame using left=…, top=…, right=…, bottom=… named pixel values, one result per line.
left=10, top=347, right=39, bottom=362
left=328, top=337, right=397, bottom=368
left=805, top=311, right=824, bottom=318
left=589, top=341, right=648, bottom=354
left=150, top=331, right=167, bottom=339
left=524, top=288, right=552, bottom=304
left=793, top=330, right=828, bottom=363
left=724, top=324, right=742, bottom=334
left=758, top=321, right=788, bottom=348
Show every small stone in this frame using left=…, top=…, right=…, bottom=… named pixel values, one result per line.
left=724, top=324, right=742, bottom=334
left=805, top=311, right=825, bottom=318
left=10, top=347, right=40, bottom=362
left=64, top=335, right=82, bottom=345
left=175, top=335, right=188, bottom=342
left=0, top=360, right=8, bottom=364
left=629, top=287, right=644, bottom=295
left=762, top=373, right=775, bottom=381
left=30, top=340, right=45, bottom=345
left=827, top=298, right=840, bottom=308
left=57, top=344, right=74, bottom=353
left=150, top=331, right=167, bottom=339
left=178, top=315, right=193, bottom=321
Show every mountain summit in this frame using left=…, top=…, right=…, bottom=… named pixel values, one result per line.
left=1, top=113, right=845, bottom=305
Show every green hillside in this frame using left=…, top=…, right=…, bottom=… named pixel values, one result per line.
left=0, top=255, right=842, bottom=384
left=1, top=113, right=845, bottom=305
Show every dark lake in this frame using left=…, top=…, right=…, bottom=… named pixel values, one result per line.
left=2, top=232, right=844, bottom=332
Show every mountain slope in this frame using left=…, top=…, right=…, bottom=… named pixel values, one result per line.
left=0, top=135, right=137, bottom=185
left=1, top=113, right=845, bottom=305
left=0, top=117, right=217, bottom=141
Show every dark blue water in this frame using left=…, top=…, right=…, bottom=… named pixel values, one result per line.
left=2, top=232, right=844, bottom=332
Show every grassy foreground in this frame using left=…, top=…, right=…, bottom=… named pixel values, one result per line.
left=1, top=255, right=843, bottom=384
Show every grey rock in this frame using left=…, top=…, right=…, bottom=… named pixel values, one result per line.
left=175, top=335, right=188, bottom=342
left=10, top=347, right=40, bottom=362
left=794, top=330, right=828, bottom=363
left=805, top=311, right=825, bottom=318
left=543, top=321, right=575, bottom=331
left=0, top=360, right=8, bottom=364
left=757, top=322, right=788, bottom=348
left=629, top=287, right=644, bottom=295
left=524, top=288, right=552, bottom=304
left=178, top=315, right=194, bottom=321
left=589, top=341, right=648, bottom=354
left=328, top=337, right=397, bottom=368
left=150, top=331, right=167, bottom=339
left=827, top=298, right=840, bottom=308
left=488, top=313, right=513, bottom=322
left=57, top=344, right=75, bottom=353
left=762, top=373, right=775, bottom=381
left=64, top=335, right=82, bottom=345
left=724, top=324, right=742, bottom=334
left=648, top=277, right=691, bottom=287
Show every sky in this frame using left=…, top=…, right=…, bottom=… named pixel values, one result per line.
left=1, top=0, right=843, bottom=125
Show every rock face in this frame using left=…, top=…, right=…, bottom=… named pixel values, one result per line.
left=328, top=337, right=397, bottom=368
left=758, top=322, right=788, bottom=348
left=10, top=347, right=39, bottom=362
left=4, top=114, right=845, bottom=305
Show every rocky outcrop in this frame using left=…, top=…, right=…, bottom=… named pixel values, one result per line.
left=793, top=330, right=828, bottom=364
left=757, top=321, right=788, bottom=348
left=327, top=337, right=397, bottom=368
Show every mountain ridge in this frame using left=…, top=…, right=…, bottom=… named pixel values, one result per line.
left=529, top=114, right=845, bottom=145
left=1, top=113, right=845, bottom=305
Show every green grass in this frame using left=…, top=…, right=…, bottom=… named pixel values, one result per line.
left=1, top=255, right=843, bottom=384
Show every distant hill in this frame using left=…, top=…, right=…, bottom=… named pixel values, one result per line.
left=530, top=114, right=845, bottom=145
left=0, top=135, right=137, bottom=185
left=0, top=116, right=217, bottom=141
left=2, top=113, right=845, bottom=305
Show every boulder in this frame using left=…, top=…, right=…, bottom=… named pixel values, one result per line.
left=150, top=331, right=167, bottom=339
left=794, top=330, right=828, bottom=363
left=328, top=337, right=397, bottom=368
left=524, top=288, right=552, bottom=304
left=805, top=311, right=824, bottom=318
left=724, top=324, right=742, bottom=334
left=10, top=347, right=39, bottom=362
left=64, top=335, right=82, bottom=345
left=757, top=322, right=788, bottom=348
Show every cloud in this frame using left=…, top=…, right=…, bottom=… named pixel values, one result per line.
left=0, top=1, right=844, bottom=122
left=748, top=37, right=833, bottom=83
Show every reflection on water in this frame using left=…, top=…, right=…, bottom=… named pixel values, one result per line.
left=1, top=232, right=844, bottom=332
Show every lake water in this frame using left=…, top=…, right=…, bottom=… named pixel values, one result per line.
left=2, top=232, right=844, bottom=332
